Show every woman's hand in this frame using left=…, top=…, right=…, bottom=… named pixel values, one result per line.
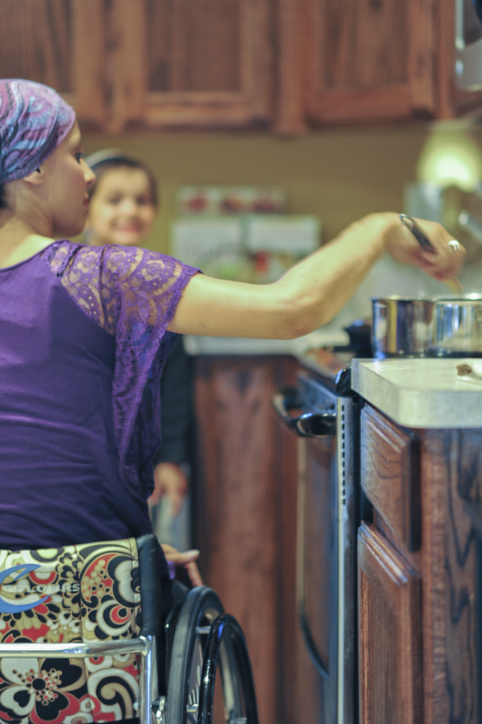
left=161, top=543, right=203, bottom=587
left=148, top=462, right=188, bottom=517
left=385, top=215, right=466, bottom=285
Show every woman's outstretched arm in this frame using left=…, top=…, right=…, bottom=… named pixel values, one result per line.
left=168, top=213, right=465, bottom=340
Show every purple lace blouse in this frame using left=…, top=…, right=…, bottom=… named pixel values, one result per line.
left=0, top=240, right=199, bottom=550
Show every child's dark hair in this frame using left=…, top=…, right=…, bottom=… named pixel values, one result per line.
left=0, top=184, right=6, bottom=209
left=86, top=151, right=159, bottom=207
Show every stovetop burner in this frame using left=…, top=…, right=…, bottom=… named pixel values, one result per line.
left=300, top=345, right=372, bottom=394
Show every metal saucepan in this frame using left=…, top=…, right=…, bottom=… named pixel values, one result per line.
left=429, top=295, right=482, bottom=357
left=371, top=295, right=482, bottom=358
left=371, top=297, right=434, bottom=359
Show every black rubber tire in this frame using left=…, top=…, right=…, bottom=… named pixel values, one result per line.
left=164, top=587, right=258, bottom=724
left=198, top=613, right=258, bottom=724
left=165, top=587, right=224, bottom=723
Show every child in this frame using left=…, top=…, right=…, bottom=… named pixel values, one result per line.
left=0, top=79, right=464, bottom=576
left=84, top=149, right=193, bottom=552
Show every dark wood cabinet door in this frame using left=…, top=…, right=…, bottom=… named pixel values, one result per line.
left=300, top=0, right=437, bottom=125
left=108, top=0, right=273, bottom=130
left=360, top=405, right=421, bottom=553
left=0, top=0, right=272, bottom=132
left=0, top=0, right=106, bottom=125
left=358, top=522, right=423, bottom=724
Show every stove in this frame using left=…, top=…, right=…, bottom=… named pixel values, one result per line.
left=300, top=345, right=371, bottom=394
left=272, top=344, right=363, bottom=723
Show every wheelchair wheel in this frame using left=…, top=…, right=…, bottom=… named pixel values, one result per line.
left=165, top=587, right=258, bottom=724
left=198, top=613, right=258, bottom=724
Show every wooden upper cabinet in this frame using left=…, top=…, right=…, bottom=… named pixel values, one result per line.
left=299, top=0, right=438, bottom=125
left=106, top=0, right=273, bottom=131
left=0, top=0, right=106, bottom=126
left=0, top=0, right=272, bottom=132
left=1, top=0, right=481, bottom=133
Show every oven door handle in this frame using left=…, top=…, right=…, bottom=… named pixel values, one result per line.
left=271, top=385, right=337, bottom=438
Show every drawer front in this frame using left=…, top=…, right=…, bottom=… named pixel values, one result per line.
left=360, top=404, right=421, bottom=552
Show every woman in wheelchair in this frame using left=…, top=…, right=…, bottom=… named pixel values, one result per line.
left=0, top=79, right=464, bottom=724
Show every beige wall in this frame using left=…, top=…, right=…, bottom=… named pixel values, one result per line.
left=83, top=123, right=482, bottom=256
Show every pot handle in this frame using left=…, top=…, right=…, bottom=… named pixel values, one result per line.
left=271, top=385, right=337, bottom=438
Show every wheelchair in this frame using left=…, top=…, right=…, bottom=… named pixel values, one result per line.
left=0, top=535, right=258, bottom=724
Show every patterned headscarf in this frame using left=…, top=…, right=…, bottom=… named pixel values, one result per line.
left=0, top=79, right=76, bottom=184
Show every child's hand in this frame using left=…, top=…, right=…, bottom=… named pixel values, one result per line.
left=161, top=543, right=203, bottom=587
left=149, top=462, right=188, bottom=517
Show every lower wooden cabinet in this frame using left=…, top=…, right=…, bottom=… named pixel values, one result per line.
left=359, top=402, right=482, bottom=724
left=192, top=367, right=482, bottom=723
left=358, top=522, right=423, bottom=724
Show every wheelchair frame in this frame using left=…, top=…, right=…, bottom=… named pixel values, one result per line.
left=0, top=635, right=156, bottom=723
left=0, top=536, right=258, bottom=724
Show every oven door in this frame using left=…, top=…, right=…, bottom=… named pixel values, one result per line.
left=272, top=374, right=357, bottom=724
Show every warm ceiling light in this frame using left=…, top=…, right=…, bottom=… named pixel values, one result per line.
left=417, top=129, right=481, bottom=189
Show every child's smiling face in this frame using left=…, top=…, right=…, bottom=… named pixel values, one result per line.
left=86, top=166, right=157, bottom=247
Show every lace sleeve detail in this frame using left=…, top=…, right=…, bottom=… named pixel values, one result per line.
left=43, top=241, right=200, bottom=499
left=98, top=244, right=194, bottom=336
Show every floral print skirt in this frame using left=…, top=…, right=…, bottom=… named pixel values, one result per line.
left=0, top=539, right=142, bottom=724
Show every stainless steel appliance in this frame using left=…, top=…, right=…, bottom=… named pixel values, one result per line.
left=272, top=348, right=360, bottom=724
left=455, top=0, right=482, bottom=90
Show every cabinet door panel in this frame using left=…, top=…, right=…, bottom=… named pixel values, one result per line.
left=302, top=0, right=436, bottom=124
left=358, top=522, right=423, bottom=724
left=0, top=0, right=106, bottom=124
left=146, top=0, right=241, bottom=92
left=110, top=0, right=272, bottom=130
left=0, top=0, right=72, bottom=92
left=360, top=405, right=421, bottom=552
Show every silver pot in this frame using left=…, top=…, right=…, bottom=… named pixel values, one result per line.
left=371, top=297, right=434, bottom=359
left=429, top=296, right=482, bottom=357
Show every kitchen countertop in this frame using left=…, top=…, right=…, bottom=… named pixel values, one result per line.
left=351, top=357, right=482, bottom=429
